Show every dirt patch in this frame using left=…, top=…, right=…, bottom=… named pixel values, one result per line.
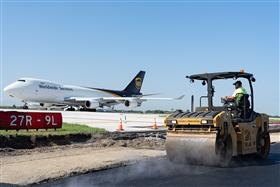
left=0, top=133, right=92, bottom=149
left=0, top=131, right=166, bottom=156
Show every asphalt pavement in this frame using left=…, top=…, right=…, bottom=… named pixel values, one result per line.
left=34, top=143, right=280, bottom=187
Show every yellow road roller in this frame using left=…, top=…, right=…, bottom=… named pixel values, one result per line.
left=165, top=71, right=270, bottom=166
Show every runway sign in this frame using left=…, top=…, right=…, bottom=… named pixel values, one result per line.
left=0, top=111, right=63, bottom=130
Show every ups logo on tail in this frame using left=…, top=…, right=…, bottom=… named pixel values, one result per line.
left=135, top=77, right=142, bottom=90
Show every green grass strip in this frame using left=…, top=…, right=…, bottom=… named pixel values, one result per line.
left=0, top=123, right=107, bottom=136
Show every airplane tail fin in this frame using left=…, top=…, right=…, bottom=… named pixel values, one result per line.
left=123, top=71, right=145, bottom=95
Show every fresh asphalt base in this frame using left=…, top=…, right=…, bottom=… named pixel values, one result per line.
left=34, top=143, right=280, bottom=187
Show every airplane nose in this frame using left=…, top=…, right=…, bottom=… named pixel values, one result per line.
left=3, top=83, right=19, bottom=96
left=3, top=85, right=13, bottom=93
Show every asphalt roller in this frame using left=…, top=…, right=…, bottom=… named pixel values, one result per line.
left=165, top=71, right=270, bottom=166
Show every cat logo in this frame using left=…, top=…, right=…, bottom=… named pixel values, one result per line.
left=135, top=77, right=142, bottom=90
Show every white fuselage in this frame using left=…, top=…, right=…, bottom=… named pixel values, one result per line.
left=4, top=73, right=181, bottom=109
left=4, top=78, right=115, bottom=105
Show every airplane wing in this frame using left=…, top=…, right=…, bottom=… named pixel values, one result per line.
left=102, top=95, right=184, bottom=108
left=141, top=95, right=185, bottom=100
left=101, top=95, right=185, bottom=101
left=64, top=97, right=101, bottom=102
left=64, top=95, right=184, bottom=109
left=65, top=95, right=184, bottom=102
left=140, top=93, right=161, bottom=97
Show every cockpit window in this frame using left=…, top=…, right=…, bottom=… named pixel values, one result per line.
left=17, top=79, right=26, bottom=82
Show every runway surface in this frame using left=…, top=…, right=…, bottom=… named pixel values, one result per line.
left=35, top=143, right=280, bottom=187
left=61, top=111, right=165, bottom=132
left=1, top=109, right=166, bottom=132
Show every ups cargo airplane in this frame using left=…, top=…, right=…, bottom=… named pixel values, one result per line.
left=4, top=71, right=184, bottom=111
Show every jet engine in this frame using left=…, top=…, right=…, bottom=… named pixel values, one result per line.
left=124, top=99, right=140, bottom=108
left=85, top=100, right=100, bottom=109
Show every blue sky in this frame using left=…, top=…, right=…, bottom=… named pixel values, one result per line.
left=1, top=1, right=279, bottom=115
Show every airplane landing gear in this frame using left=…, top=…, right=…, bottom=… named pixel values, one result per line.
left=65, top=106, right=76, bottom=111
left=79, top=108, right=97, bottom=112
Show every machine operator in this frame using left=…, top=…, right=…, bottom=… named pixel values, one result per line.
left=223, top=80, right=248, bottom=104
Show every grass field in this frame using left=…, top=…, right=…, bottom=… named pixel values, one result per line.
left=0, top=123, right=107, bottom=136
left=270, top=118, right=280, bottom=121
left=269, top=118, right=280, bottom=124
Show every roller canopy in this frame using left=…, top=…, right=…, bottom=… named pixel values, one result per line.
left=186, top=72, right=254, bottom=81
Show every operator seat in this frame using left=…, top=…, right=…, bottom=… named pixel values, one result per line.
left=236, top=94, right=250, bottom=120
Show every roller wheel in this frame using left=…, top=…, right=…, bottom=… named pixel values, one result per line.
left=256, top=131, right=270, bottom=160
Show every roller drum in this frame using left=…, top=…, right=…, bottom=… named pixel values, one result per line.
left=166, top=132, right=221, bottom=165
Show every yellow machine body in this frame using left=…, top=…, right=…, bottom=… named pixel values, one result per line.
left=165, top=71, right=270, bottom=166
left=165, top=110, right=270, bottom=165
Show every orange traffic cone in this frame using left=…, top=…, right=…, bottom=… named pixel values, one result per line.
left=117, top=118, right=124, bottom=131
left=152, top=118, right=158, bottom=129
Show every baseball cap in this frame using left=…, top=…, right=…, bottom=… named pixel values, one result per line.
left=233, top=80, right=242, bottom=85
